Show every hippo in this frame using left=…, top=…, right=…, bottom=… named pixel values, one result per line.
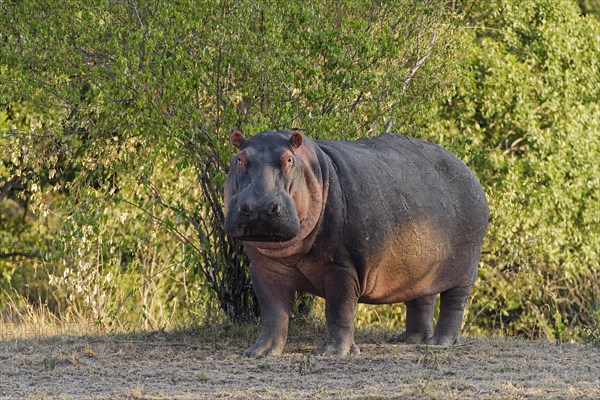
left=224, top=130, right=488, bottom=357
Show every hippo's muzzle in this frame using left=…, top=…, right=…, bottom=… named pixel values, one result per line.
left=224, top=194, right=301, bottom=242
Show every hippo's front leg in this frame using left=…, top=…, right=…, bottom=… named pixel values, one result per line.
left=244, top=262, right=295, bottom=358
left=319, top=269, right=360, bottom=356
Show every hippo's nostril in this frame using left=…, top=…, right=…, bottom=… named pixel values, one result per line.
left=240, top=202, right=251, bottom=215
left=268, top=202, right=279, bottom=215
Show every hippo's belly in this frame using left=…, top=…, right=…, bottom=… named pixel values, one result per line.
left=357, top=217, right=470, bottom=304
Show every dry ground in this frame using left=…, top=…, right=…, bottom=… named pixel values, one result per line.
left=0, top=323, right=598, bottom=399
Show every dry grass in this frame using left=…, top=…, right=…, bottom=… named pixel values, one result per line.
left=1, top=320, right=598, bottom=399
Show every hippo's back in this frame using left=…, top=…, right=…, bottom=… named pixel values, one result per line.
left=316, top=133, right=488, bottom=227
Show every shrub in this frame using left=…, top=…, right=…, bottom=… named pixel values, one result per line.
left=2, top=0, right=597, bottom=342
left=1, top=0, right=460, bottom=325
left=422, top=0, right=600, bottom=341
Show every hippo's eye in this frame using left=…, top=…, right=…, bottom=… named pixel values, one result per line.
left=281, top=152, right=294, bottom=172
left=285, top=156, right=294, bottom=170
left=236, top=151, right=248, bottom=170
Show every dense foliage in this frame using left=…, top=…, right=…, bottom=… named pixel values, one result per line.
left=1, top=0, right=598, bottom=342
left=1, top=0, right=458, bottom=327
left=423, top=0, right=600, bottom=341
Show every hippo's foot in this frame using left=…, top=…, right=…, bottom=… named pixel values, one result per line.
left=243, top=336, right=285, bottom=358
left=426, top=332, right=460, bottom=347
left=395, top=330, right=432, bottom=344
left=318, top=340, right=360, bottom=356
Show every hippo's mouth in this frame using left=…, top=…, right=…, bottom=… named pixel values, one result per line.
left=224, top=203, right=302, bottom=247
left=238, top=232, right=296, bottom=243
left=228, top=219, right=300, bottom=244
left=233, top=226, right=301, bottom=250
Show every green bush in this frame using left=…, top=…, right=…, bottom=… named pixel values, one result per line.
left=422, top=0, right=600, bottom=341
left=1, top=1, right=460, bottom=326
left=1, top=0, right=598, bottom=342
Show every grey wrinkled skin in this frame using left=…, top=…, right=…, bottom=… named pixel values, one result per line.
left=224, top=130, right=489, bottom=357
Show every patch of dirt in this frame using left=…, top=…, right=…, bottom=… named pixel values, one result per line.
left=0, top=327, right=598, bottom=399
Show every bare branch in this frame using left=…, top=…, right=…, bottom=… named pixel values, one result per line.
left=384, top=118, right=394, bottom=133
left=130, top=0, right=144, bottom=27
left=115, top=197, right=200, bottom=254
left=0, top=176, right=19, bottom=202
left=402, top=31, right=437, bottom=94
left=149, top=183, right=208, bottom=245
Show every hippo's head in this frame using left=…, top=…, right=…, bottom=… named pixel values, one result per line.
left=224, top=130, right=326, bottom=249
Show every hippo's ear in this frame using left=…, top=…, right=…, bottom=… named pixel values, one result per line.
left=290, top=131, right=303, bottom=149
left=230, top=130, right=245, bottom=149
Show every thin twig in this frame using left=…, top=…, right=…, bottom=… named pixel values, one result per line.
left=130, top=0, right=144, bottom=27
left=402, top=31, right=437, bottom=93
left=115, top=197, right=200, bottom=254
left=384, top=118, right=394, bottom=133
left=149, top=183, right=209, bottom=245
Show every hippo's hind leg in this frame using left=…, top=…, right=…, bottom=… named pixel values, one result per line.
left=396, top=294, right=436, bottom=344
left=428, top=285, right=471, bottom=346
